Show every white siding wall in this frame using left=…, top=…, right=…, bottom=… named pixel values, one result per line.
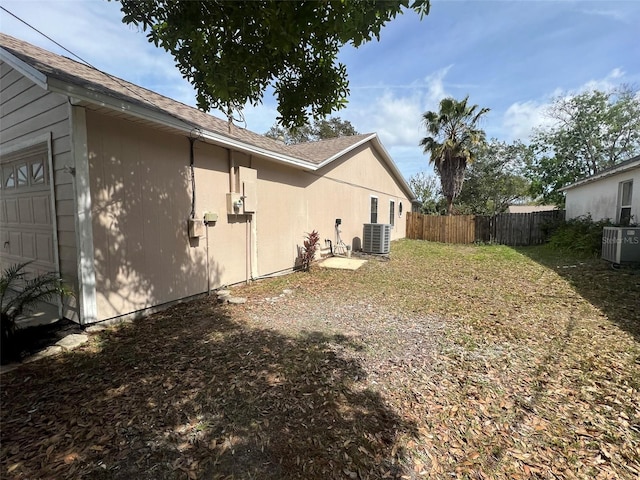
left=0, top=62, right=78, bottom=320
left=565, top=167, right=640, bottom=223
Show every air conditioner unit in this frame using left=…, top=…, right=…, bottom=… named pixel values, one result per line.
left=601, top=227, right=640, bottom=264
left=363, top=223, right=391, bottom=254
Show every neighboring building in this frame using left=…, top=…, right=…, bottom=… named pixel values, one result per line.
left=0, top=34, right=414, bottom=325
left=560, top=156, right=639, bottom=225
left=507, top=205, right=558, bottom=214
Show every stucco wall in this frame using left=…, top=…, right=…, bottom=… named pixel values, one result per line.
left=565, top=167, right=640, bottom=223
left=86, top=111, right=411, bottom=321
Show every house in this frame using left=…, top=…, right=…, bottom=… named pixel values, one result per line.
left=0, top=34, right=414, bottom=325
left=560, top=156, right=639, bottom=225
left=507, top=205, right=558, bottom=214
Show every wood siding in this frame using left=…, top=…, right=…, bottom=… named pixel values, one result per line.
left=0, top=62, right=78, bottom=321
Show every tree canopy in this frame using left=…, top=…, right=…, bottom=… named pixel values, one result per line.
left=456, top=140, right=531, bottom=215
left=419, top=96, right=489, bottom=215
left=408, top=172, right=445, bottom=214
left=264, top=117, right=359, bottom=144
left=527, top=86, right=640, bottom=205
left=116, top=0, right=430, bottom=128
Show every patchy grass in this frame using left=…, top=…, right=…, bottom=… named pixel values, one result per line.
left=1, top=240, right=639, bottom=479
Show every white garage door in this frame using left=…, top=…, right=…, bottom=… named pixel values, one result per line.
left=0, top=146, right=57, bottom=279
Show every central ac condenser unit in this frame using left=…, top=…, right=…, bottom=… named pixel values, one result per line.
left=363, top=223, right=391, bottom=254
left=601, top=227, right=640, bottom=264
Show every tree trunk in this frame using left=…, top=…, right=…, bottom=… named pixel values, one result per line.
left=446, top=196, right=454, bottom=215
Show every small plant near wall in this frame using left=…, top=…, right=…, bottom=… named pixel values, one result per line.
left=301, top=230, right=320, bottom=272
left=1, top=262, right=70, bottom=364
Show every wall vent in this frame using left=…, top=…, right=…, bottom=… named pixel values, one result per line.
left=363, top=223, right=391, bottom=254
left=602, top=227, right=640, bottom=264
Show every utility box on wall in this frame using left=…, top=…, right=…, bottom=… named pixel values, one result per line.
left=226, top=193, right=243, bottom=215
left=188, top=218, right=204, bottom=238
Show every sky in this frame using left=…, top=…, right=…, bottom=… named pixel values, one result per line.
left=1, top=0, right=639, bottom=181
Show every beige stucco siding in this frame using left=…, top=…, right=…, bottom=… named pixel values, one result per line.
left=0, top=62, right=78, bottom=321
left=565, top=168, right=640, bottom=223
left=86, top=110, right=411, bottom=321
left=307, top=144, right=410, bottom=244
left=88, top=111, right=212, bottom=320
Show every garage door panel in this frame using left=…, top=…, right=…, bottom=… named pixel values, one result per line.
left=21, top=232, right=35, bottom=259
left=32, top=195, right=51, bottom=224
left=5, top=198, right=18, bottom=223
left=36, top=233, right=54, bottom=263
left=8, top=231, right=22, bottom=256
left=18, top=197, right=34, bottom=223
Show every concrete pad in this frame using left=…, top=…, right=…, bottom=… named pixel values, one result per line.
left=318, top=257, right=367, bottom=271
left=55, top=333, right=89, bottom=350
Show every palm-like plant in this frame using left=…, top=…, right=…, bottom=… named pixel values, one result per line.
left=420, top=96, right=490, bottom=215
left=1, top=262, right=68, bottom=364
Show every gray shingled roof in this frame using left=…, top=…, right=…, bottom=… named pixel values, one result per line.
left=0, top=33, right=369, bottom=166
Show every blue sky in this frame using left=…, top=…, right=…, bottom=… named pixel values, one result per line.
left=1, top=0, right=639, bottom=180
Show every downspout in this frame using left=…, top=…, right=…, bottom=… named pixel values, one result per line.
left=189, top=137, right=196, bottom=219
left=249, top=156, right=258, bottom=280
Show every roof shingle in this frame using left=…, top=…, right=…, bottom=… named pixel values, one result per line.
left=0, top=33, right=370, bottom=165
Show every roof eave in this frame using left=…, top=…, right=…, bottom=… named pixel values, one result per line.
left=314, top=134, right=416, bottom=200
left=0, top=47, right=48, bottom=89
left=559, top=159, right=640, bottom=191
left=46, top=78, right=318, bottom=170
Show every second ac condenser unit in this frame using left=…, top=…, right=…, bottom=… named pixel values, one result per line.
left=363, top=223, right=391, bottom=254
left=602, top=227, right=640, bottom=264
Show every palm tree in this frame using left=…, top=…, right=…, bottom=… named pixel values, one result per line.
left=420, top=96, right=490, bottom=215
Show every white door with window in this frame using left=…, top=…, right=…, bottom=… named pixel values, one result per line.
left=0, top=148, right=56, bottom=278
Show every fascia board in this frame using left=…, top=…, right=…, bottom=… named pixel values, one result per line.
left=559, top=160, right=640, bottom=192
left=197, top=130, right=317, bottom=170
left=47, top=78, right=318, bottom=170
left=0, top=48, right=48, bottom=89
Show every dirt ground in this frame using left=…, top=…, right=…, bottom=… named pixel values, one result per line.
left=1, top=241, right=639, bottom=479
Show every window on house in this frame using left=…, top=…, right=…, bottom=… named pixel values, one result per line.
left=389, top=200, right=395, bottom=226
left=370, top=196, right=378, bottom=223
left=31, top=160, right=45, bottom=185
left=17, top=164, right=28, bottom=187
left=3, top=166, right=15, bottom=189
left=619, top=180, right=633, bottom=226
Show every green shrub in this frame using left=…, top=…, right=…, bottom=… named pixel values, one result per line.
left=547, top=215, right=613, bottom=257
left=1, top=262, right=69, bottom=364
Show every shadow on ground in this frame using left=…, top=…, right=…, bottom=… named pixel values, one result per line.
left=517, top=246, right=640, bottom=342
left=1, top=299, right=416, bottom=479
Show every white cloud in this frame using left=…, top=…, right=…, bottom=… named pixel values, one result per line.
left=502, top=100, right=551, bottom=142
left=347, top=67, right=453, bottom=149
left=501, top=68, right=630, bottom=142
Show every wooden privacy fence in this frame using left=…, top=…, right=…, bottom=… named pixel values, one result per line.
left=406, top=210, right=564, bottom=246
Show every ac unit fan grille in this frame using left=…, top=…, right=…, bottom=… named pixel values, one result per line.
left=363, top=223, right=391, bottom=254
